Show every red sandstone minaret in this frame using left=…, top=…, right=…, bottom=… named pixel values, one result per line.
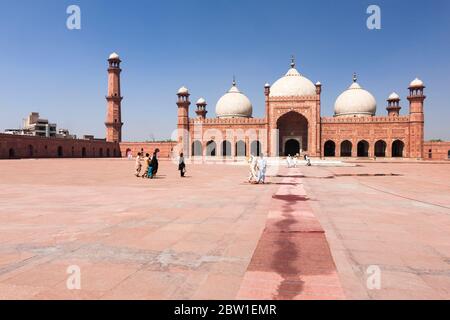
left=177, top=86, right=191, bottom=154
left=105, top=52, right=123, bottom=143
left=387, top=92, right=401, bottom=117
left=407, top=78, right=426, bottom=159
left=315, top=81, right=322, bottom=157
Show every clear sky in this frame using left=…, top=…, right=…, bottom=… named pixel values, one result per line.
left=0, top=0, right=449, bottom=141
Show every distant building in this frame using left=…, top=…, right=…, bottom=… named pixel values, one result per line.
left=24, top=112, right=57, bottom=137
left=57, top=128, right=76, bottom=139
left=5, top=112, right=57, bottom=137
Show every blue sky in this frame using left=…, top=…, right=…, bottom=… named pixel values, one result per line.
left=0, top=0, right=449, bottom=141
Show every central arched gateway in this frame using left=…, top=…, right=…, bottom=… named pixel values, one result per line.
left=277, top=111, right=308, bottom=156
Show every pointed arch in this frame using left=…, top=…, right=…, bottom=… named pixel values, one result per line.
left=250, top=140, right=262, bottom=156
left=392, top=140, right=404, bottom=158
left=206, top=140, right=217, bottom=157
left=375, top=140, right=387, bottom=157
left=324, top=140, right=336, bottom=157
left=192, top=140, right=202, bottom=156
left=222, top=140, right=232, bottom=157
left=340, top=140, right=352, bottom=157
left=357, top=140, right=369, bottom=157
left=236, top=140, right=246, bottom=157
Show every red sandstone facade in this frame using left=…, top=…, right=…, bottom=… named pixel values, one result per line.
left=423, top=141, right=450, bottom=161
left=0, top=133, right=120, bottom=159
left=175, top=62, right=449, bottom=161
left=119, top=142, right=177, bottom=159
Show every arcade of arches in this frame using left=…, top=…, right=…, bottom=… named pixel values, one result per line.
left=322, top=139, right=406, bottom=158
left=191, top=139, right=262, bottom=157
left=0, top=133, right=120, bottom=160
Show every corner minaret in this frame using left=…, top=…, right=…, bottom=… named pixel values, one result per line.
left=195, top=98, right=208, bottom=119
left=177, top=86, right=191, bottom=154
left=387, top=92, right=401, bottom=117
left=264, top=82, right=271, bottom=118
left=407, top=78, right=426, bottom=159
left=105, top=52, right=123, bottom=143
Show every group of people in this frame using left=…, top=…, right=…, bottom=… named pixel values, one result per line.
left=134, top=149, right=160, bottom=179
left=248, top=154, right=267, bottom=184
left=134, top=149, right=187, bottom=179
left=134, top=149, right=312, bottom=182
left=286, top=153, right=311, bottom=167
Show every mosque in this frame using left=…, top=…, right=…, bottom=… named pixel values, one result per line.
left=170, top=56, right=428, bottom=159
left=2, top=53, right=449, bottom=161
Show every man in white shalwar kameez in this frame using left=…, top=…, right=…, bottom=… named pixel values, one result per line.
left=248, top=156, right=259, bottom=183
left=287, top=155, right=292, bottom=168
left=257, top=154, right=267, bottom=184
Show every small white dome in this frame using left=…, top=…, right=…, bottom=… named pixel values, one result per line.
left=388, top=92, right=400, bottom=100
left=410, top=78, right=424, bottom=88
left=269, top=67, right=317, bottom=97
left=334, top=78, right=377, bottom=117
left=196, top=97, right=206, bottom=105
left=316, top=81, right=321, bottom=86
left=178, top=86, right=189, bottom=95
left=109, top=52, right=120, bottom=60
left=264, top=83, right=271, bottom=88
left=216, top=82, right=252, bottom=118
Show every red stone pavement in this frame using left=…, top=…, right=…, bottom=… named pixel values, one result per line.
left=0, top=159, right=449, bottom=299
left=0, top=159, right=279, bottom=300
left=237, top=168, right=345, bottom=300
left=302, top=163, right=450, bottom=299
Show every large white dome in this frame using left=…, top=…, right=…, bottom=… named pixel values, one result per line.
left=216, top=82, right=252, bottom=118
left=334, top=77, right=377, bottom=117
left=269, top=66, right=317, bottom=97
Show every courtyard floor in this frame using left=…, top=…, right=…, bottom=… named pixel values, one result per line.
left=0, top=159, right=449, bottom=299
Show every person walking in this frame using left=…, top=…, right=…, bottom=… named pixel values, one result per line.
left=305, top=154, right=312, bottom=167
left=287, top=155, right=292, bottom=168
left=141, top=153, right=150, bottom=178
left=251, top=155, right=259, bottom=184
left=148, top=149, right=160, bottom=179
left=257, top=153, right=267, bottom=184
left=135, top=152, right=143, bottom=177
left=178, top=152, right=186, bottom=177
left=248, top=155, right=258, bottom=183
